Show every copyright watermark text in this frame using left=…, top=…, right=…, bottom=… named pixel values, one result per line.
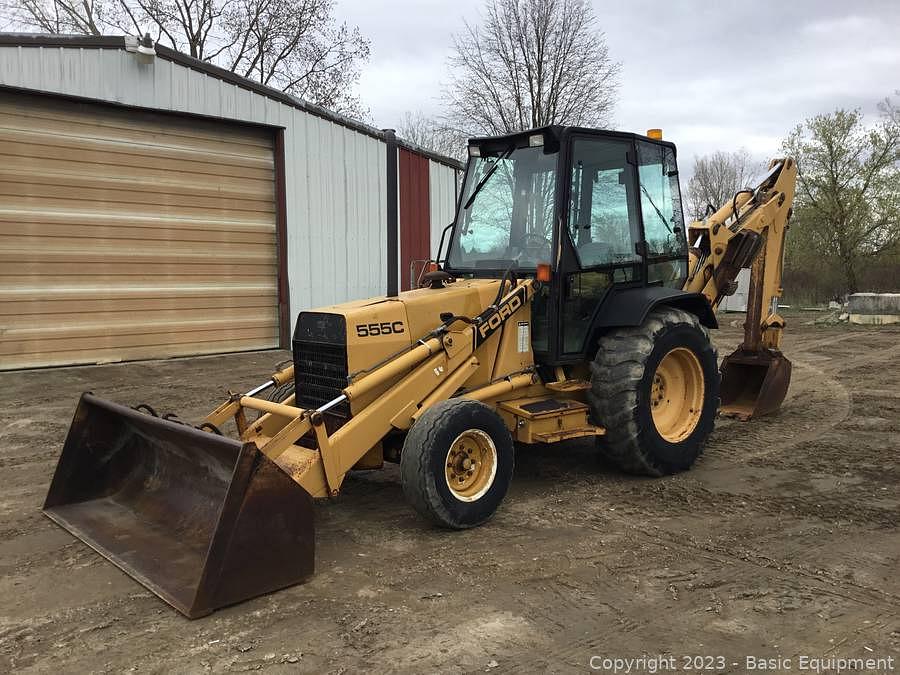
left=588, top=654, right=896, bottom=673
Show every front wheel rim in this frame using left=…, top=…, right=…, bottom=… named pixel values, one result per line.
left=650, top=347, right=705, bottom=443
left=445, top=429, right=498, bottom=502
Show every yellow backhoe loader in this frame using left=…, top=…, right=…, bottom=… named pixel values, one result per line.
left=44, top=126, right=796, bottom=617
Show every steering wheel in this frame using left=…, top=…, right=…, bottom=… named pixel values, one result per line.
left=511, top=232, right=552, bottom=261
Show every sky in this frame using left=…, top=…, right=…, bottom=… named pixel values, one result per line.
left=338, top=0, right=900, bottom=169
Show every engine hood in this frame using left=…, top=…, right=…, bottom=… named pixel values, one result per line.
left=297, top=278, right=504, bottom=380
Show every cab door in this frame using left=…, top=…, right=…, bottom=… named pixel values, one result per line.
left=556, top=136, right=643, bottom=356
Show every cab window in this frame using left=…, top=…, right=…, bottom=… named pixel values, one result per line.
left=568, top=139, right=641, bottom=269
left=636, top=141, right=687, bottom=259
left=449, top=145, right=557, bottom=270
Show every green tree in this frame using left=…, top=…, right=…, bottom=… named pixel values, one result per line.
left=782, top=107, right=900, bottom=295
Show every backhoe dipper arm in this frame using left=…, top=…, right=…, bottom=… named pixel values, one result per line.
left=682, top=158, right=798, bottom=420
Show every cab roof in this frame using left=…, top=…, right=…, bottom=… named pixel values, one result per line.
left=467, top=125, right=678, bottom=156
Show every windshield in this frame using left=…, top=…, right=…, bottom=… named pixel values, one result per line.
left=447, top=144, right=558, bottom=270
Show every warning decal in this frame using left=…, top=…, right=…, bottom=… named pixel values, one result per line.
left=517, top=321, right=530, bottom=353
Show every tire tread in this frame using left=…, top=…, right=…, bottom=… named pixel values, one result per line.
left=400, top=398, right=513, bottom=528
left=589, top=307, right=718, bottom=476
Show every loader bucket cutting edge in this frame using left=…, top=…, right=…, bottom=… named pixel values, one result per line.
left=719, top=348, right=792, bottom=421
left=43, top=393, right=315, bottom=618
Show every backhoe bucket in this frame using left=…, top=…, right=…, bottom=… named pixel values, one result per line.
left=43, top=393, right=315, bottom=618
left=719, top=348, right=792, bottom=420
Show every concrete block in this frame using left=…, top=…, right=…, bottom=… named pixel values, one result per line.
left=848, top=293, right=900, bottom=325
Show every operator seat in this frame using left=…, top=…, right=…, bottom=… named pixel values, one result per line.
left=576, top=241, right=613, bottom=267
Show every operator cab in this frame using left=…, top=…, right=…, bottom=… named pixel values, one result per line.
left=442, top=126, right=690, bottom=365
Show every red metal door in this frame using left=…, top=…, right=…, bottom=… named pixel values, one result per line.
left=399, top=149, right=431, bottom=290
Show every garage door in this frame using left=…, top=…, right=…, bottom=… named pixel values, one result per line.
left=0, top=93, right=279, bottom=370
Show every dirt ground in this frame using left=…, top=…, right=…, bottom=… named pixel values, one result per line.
left=1, top=312, right=898, bottom=674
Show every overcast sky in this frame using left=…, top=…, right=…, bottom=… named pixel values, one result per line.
left=340, top=0, right=899, bottom=169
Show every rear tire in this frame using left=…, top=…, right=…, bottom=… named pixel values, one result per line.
left=400, top=399, right=514, bottom=529
left=588, top=307, right=719, bottom=476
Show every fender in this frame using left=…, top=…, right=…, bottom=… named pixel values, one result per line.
left=592, top=286, right=718, bottom=332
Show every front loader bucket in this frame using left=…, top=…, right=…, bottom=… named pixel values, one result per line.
left=719, top=348, right=792, bottom=421
left=43, top=393, right=315, bottom=618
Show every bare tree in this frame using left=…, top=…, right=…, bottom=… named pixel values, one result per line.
left=782, top=107, right=900, bottom=294
left=6, top=0, right=369, bottom=115
left=5, top=0, right=109, bottom=34
left=685, top=149, right=759, bottom=221
left=219, top=0, right=368, bottom=114
left=443, top=0, right=620, bottom=137
left=113, top=0, right=227, bottom=60
left=397, top=111, right=467, bottom=160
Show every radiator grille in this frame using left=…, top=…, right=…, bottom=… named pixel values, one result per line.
left=292, top=312, right=350, bottom=421
left=293, top=342, right=350, bottom=418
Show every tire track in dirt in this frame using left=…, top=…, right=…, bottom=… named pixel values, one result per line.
left=464, top=477, right=894, bottom=672
left=0, top=451, right=59, bottom=469
left=705, top=357, right=850, bottom=465
left=738, top=360, right=851, bottom=462
left=788, top=330, right=872, bottom=353
left=708, top=326, right=900, bottom=466
left=721, top=338, right=899, bottom=464
left=0, top=513, right=56, bottom=541
left=493, top=468, right=898, bottom=648
left=818, top=341, right=900, bottom=375
left=590, top=510, right=900, bottom=607
left=484, top=514, right=900, bottom=674
left=485, top=563, right=655, bottom=675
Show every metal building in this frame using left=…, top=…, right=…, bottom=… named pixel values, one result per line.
left=719, top=269, right=750, bottom=312
left=0, top=34, right=462, bottom=370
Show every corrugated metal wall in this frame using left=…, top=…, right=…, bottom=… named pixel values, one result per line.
left=0, top=44, right=462, bottom=335
left=282, top=115, right=386, bottom=312
left=429, top=160, right=460, bottom=260
left=0, top=41, right=463, bottom=367
left=0, top=91, right=279, bottom=369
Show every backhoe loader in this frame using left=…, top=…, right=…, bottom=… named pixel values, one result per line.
left=44, top=126, right=796, bottom=617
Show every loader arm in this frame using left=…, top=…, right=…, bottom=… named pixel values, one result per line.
left=205, top=279, right=537, bottom=498
left=682, top=158, right=798, bottom=418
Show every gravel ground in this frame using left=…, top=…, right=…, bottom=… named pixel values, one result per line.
left=1, top=312, right=898, bottom=673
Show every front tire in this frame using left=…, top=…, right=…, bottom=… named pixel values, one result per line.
left=400, top=399, right=514, bottom=529
left=588, top=307, right=719, bottom=476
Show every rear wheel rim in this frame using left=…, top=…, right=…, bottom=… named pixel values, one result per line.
left=650, top=347, right=705, bottom=442
left=445, top=429, right=497, bottom=502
